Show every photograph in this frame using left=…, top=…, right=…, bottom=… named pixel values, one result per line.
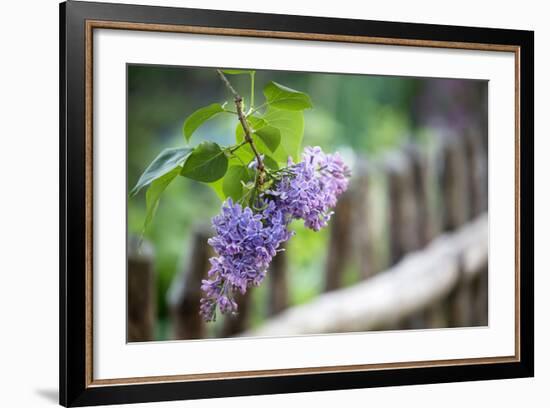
left=126, top=65, right=489, bottom=342
left=56, top=1, right=534, bottom=406
left=0, top=0, right=543, bottom=405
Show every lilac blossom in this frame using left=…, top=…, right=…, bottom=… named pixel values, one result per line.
left=200, top=146, right=350, bottom=321
left=200, top=199, right=291, bottom=322
left=271, top=146, right=350, bottom=231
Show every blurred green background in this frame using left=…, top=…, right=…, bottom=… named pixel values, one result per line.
left=127, top=65, right=487, bottom=340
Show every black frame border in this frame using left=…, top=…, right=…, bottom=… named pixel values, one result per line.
left=60, top=1, right=534, bottom=406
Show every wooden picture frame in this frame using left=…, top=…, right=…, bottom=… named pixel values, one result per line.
left=60, top=1, right=534, bottom=406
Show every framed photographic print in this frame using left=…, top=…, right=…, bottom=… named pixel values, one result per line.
left=59, top=0, right=534, bottom=406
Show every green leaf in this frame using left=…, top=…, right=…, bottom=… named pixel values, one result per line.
left=263, top=155, right=279, bottom=170
left=234, top=136, right=267, bottom=164
left=231, top=144, right=256, bottom=166
left=180, top=141, right=228, bottom=182
left=222, top=165, right=254, bottom=201
left=235, top=117, right=280, bottom=154
left=143, top=167, right=179, bottom=233
left=207, top=179, right=225, bottom=200
left=263, top=107, right=304, bottom=162
left=263, top=81, right=313, bottom=111
left=222, top=69, right=255, bottom=75
left=129, top=147, right=192, bottom=197
left=247, top=116, right=267, bottom=131
left=207, top=151, right=253, bottom=200
left=255, top=126, right=281, bottom=152
left=235, top=116, right=267, bottom=138
left=183, top=103, right=224, bottom=141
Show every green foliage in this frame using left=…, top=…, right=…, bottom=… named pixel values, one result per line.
left=129, top=147, right=192, bottom=197
left=235, top=109, right=304, bottom=164
left=207, top=178, right=225, bottom=201
left=263, top=81, right=313, bottom=111
left=180, top=141, right=228, bottom=182
left=207, top=148, right=255, bottom=200
left=222, top=165, right=254, bottom=201
left=235, top=116, right=266, bottom=143
left=263, top=155, right=279, bottom=170
left=235, top=117, right=281, bottom=162
left=263, top=107, right=304, bottom=162
left=183, top=103, right=224, bottom=141
left=144, top=168, right=179, bottom=236
left=255, top=126, right=281, bottom=152
left=221, top=69, right=254, bottom=75
left=132, top=69, right=310, bottom=235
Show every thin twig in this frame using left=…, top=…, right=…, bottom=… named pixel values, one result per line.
left=216, top=69, right=266, bottom=184
left=246, top=102, right=268, bottom=117
left=216, top=70, right=240, bottom=100
left=228, top=140, right=247, bottom=154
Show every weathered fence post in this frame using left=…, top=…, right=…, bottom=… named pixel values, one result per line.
left=438, top=132, right=476, bottom=327
left=463, top=128, right=489, bottom=326
left=167, top=225, right=211, bottom=340
left=381, top=148, right=425, bottom=330
left=385, top=150, right=421, bottom=266
left=268, top=248, right=289, bottom=316
left=463, top=129, right=488, bottom=218
left=425, top=295, right=451, bottom=329
left=447, top=260, right=473, bottom=327
left=402, top=144, right=436, bottom=329
left=472, top=265, right=489, bottom=326
left=438, top=133, right=469, bottom=232
left=405, top=143, right=433, bottom=247
left=127, top=236, right=156, bottom=342
left=324, top=189, right=354, bottom=291
left=424, top=158, right=449, bottom=329
left=353, top=159, right=379, bottom=280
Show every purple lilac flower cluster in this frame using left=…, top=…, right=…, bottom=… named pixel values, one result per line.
left=200, top=146, right=350, bottom=321
left=273, top=146, right=349, bottom=231
left=199, top=200, right=291, bottom=321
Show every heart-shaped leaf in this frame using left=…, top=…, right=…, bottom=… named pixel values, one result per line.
left=263, top=107, right=304, bottom=162
left=183, top=103, right=224, bottom=141
left=142, top=167, right=179, bottom=233
left=222, top=165, right=254, bottom=201
left=235, top=117, right=280, bottom=153
left=207, top=150, right=253, bottom=200
left=180, top=141, right=228, bottom=182
left=255, top=126, right=281, bottom=152
left=129, top=147, right=192, bottom=197
left=263, top=155, right=279, bottom=170
left=263, top=81, right=313, bottom=111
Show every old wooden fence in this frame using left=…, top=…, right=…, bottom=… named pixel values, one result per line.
left=127, top=128, right=488, bottom=341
